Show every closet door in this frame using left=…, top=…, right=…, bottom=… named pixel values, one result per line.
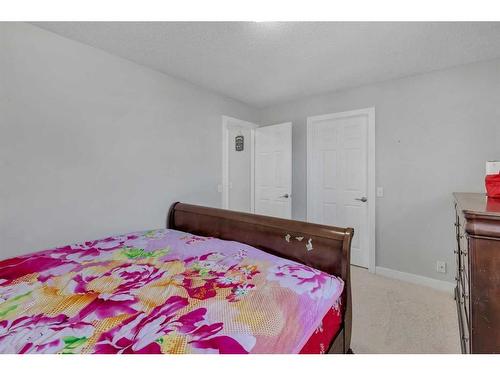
left=254, top=123, right=292, bottom=219
left=307, top=110, right=371, bottom=268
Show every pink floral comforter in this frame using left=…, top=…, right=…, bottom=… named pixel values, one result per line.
left=0, top=229, right=344, bottom=354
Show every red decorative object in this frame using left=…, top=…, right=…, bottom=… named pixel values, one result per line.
left=486, top=196, right=500, bottom=212
left=486, top=173, right=500, bottom=198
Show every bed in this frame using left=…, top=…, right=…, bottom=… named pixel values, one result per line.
left=0, top=202, right=353, bottom=354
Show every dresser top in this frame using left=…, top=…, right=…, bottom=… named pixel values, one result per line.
left=454, top=192, right=500, bottom=219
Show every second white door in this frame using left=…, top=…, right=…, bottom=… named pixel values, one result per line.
left=255, top=123, right=292, bottom=219
left=307, top=109, right=373, bottom=268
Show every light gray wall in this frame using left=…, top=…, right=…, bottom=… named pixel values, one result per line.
left=259, top=59, right=500, bottom=282
left=0, top=23, right=258, bottom=260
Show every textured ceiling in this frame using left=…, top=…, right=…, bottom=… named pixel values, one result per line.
left=32, top=22, right=500, bottom=108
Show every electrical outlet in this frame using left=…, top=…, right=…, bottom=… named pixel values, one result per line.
left=436, top=261, right=447, bottom=274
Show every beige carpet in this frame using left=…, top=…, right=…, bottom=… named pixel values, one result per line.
left=350, top=266, right=460, bottom=353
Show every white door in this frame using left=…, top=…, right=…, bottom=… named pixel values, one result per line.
left=255, top=123, right=292, bottom=219
left=222, top=116, right=258, bottom=213
left=307, top=109, right=374, bottom=268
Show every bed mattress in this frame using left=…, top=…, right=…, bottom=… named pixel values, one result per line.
left=0, top=228, right=344, bottom=354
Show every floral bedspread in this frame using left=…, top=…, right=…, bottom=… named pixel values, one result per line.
left=0, top=229, right=344, bottom=354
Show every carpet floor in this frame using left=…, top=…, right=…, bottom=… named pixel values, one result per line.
left=350, top=266, right=460, bottom=353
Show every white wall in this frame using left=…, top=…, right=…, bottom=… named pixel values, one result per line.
left=0, top=23, right=258, bottom=260
left=259, top=59, right=500, bottom=282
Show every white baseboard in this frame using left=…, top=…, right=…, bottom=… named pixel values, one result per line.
left=375, top=266, right=455, bottom=295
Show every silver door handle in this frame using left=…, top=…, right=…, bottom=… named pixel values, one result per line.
left=280, top=194, right=290, bottom=198
left=355, top=197, right=367, bottom=202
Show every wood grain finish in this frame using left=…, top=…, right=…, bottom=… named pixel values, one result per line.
left=167, top=202, right=354, bottom=354
left=454, top=193, right=500, bottom=354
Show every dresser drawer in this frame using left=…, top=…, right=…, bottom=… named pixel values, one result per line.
left=460, top=241, right=469, bottom=282
left=460, top=272, right=470, bottom=322
left=456, top=285, right=470, bottom=354
left=456, top=217, right=470, bottom=281
left=454, top=205, right=462, bottom=247
left=454, top=206, right=462, bottom=281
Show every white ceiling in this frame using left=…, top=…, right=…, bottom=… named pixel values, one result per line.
left=33, top=22, right=500, bottom=108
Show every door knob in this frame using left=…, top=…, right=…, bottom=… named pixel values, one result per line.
left=280, top=194, right=290, bottom=198
left=355, top=197, right=367, bottom=202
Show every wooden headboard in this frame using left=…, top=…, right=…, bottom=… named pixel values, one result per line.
left=167, top=202, right=353, bottom=281
left=167, top=202, right=354, bottom=353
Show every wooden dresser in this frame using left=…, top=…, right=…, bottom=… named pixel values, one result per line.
left=453, top=192, right=500, bottom=353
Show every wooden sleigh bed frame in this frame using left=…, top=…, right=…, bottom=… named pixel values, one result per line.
left=167, top=202, right=354, bottom=354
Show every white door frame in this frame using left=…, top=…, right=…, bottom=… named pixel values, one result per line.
left=222, top=116, right=258, bottom=212
left=306, top=107, right=376, bottom=273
